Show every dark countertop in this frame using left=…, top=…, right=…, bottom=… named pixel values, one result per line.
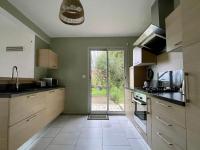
left=0, top=87, right=65, bottom=98
left=134, top=88, right=185, bottom=106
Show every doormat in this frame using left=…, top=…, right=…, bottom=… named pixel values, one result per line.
left=87, top=114, right=109, bottom=120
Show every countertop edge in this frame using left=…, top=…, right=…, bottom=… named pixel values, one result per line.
left=134, top=88, right=185, bottom=107
left=0, top=87, right=65, bottom=98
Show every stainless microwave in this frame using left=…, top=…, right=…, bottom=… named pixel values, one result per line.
left=42, top=78, right=58, bottom=87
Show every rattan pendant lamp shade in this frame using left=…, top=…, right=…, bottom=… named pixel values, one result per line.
left=59, top=0, right=85, bottom=25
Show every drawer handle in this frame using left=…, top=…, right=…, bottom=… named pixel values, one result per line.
left=174, top=41, right=182, bottom=46
left=26, top=114, right=37, bottom=122
left=27, top=95, right=36, bottom=98
left=184, top=72, right=190, bottom=103
left=156, top=116, right=173, bottom=127
left=157, top=132, right=173, bottom=146
left=156, top=101, right=172, bottom=108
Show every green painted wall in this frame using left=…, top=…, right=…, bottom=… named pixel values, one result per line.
left=174, top=0, right=180, bottom=8
left=0, top=0, right=50, bottom=42
left=49, top=37, right=136, bottom=114
left=34, top=36, right=49, bottom=79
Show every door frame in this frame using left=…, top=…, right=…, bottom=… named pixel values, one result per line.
left=88, top=47, right=126, bottom=115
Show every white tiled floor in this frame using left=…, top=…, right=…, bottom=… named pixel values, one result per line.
left=27, top=115, right=150, bottom=150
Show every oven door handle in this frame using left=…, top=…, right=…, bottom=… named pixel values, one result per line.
left=133, top=98, right=146, bottom=105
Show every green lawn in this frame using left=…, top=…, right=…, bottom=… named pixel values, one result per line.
left=92, top=88, right=107, bottom=96
left=92, top=87, right=124, bottom=104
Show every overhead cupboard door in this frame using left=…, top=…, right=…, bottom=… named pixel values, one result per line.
left=181, top=0, right=200, bottom=46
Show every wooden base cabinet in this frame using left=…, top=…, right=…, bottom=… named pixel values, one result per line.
left=9, top=110, right=46, bottom=150
left=0, top=88, right=65, bottom=150
left=125, top=89, right=134, bottom=122
left=45, top=89, right=65, bottom=124
left=151, top=97, right=186, bottom=150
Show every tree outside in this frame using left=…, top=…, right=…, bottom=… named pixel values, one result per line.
left=91, top=50, right=124, bottom=107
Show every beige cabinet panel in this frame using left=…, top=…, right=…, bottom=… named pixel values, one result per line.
left=0, top=88, right=65, bottom=150
left=183, top=42, right=200, bottom=150
left=152, top=98, right=186, bottom=128
left=0, top=99, right=9, bottom=150
left=181, top=0, right=200, bottom=46
left=151, top=97, right=186, bottom=150
left=129, top=67, right=134, bottom=90
left=166, top=5, right=183, bottom=52
left=147, top=97, right=152, bottom=147
left=45, top=88, right=65, bottom=124
left=49, top=51, right=58, bottom=69
left=133, top=47, right=156, bottom=66
left=9, top=93, right=45, bottom=126
left=38, top=49, right=58, bottom=69
left=129, top=66, right=147, bottom=89
left=152, top=115, right=186, bottom=150
left=152, top=131, right=183, bottom=150
left=125, top=89, right=134, bottom=122
left=9, top=110, right=46, bottom=150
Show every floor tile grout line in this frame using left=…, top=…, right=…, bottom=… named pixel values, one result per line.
left=43, top=126, right=64, bottom=150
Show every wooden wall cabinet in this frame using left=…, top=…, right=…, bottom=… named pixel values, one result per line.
left=38, top=49, right=58, bottom=69
left=165, top=5, right=183, bottom=52
left=181, top=0, right=200, bottom=47
left=0, top=88, right=65, bottom=150
left=133, top=47, right=156, bottom=66
left=129, top=66, right=147, bottom=89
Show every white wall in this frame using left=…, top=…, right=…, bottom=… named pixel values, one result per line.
left=0, top=13, right=35, bottom=78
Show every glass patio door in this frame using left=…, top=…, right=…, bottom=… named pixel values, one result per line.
left=89, top=49, right=125, bottom=114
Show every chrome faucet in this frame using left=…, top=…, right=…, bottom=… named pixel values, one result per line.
left=11, top=66, right=19, bottom=91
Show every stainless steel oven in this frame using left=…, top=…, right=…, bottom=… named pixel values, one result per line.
left=132, top=91, right=147, bottom=133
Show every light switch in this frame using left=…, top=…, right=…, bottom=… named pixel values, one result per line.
left=82, top=74, right=86, bottom=79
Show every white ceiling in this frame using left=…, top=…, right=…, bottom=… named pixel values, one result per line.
left=8, top=0, right=155, bottom=37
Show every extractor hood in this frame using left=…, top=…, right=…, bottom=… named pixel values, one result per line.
left=133, top=0, right=174, bottom=55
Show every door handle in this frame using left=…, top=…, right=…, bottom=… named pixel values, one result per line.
left=49, top=90, right=55, bottom=93
left=156, top=116, right=173, bottom=127
left=174, top=41, right=182, bottom=46
left=26, top=114, right=37, bottom=122
left=147, top=97, right=151, bottom=114
left=157, top=132, right=173, bottom=146
left=184, top=72, right=190, bottom=103
left=156, top=101, right=172, bottom=108
left=27, top=94, right=36, bottom=98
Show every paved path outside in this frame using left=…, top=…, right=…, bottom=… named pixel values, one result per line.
left=91, top=96, right=124, bottom=111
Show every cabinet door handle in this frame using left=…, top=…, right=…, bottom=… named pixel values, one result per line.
left=157, top=132, right=173, bottom=146
left=156, top=101, right=172, bottom=108
left=147, top=97, right=151, bottom=114
left=184, top=72, right=190, bottom=103
left=174, top=41, right=182, bottom=46
left=156, top=116, right=173, bottom=127
left=26, top=114, right=37, bottom=122
left=27, top=94, right=36, bottom=98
